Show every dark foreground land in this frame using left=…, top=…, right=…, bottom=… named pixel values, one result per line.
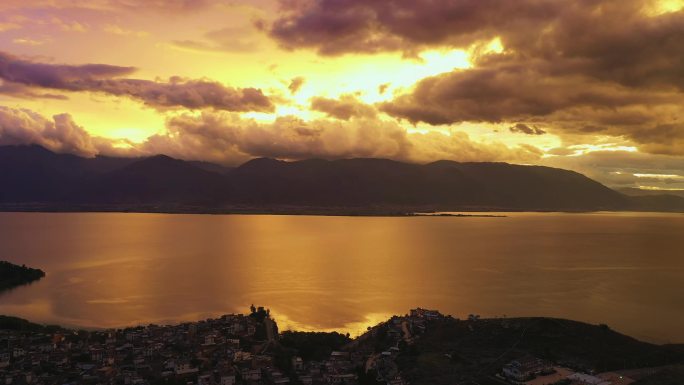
left=1, top=307, right=683, bottom=385
left=0, top=261, right=45, bottom=292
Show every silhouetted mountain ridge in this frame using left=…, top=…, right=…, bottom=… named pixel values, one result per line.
left=1, top=145, right=682, bottom=213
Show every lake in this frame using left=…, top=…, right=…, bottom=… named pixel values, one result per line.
left=0, top=212, right=683, bottom=343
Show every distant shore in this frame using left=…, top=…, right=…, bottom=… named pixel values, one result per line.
left=1, top=203, right=668, bottom=217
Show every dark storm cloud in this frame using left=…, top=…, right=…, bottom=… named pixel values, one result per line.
left=0, top=52, right=274, bottom=112
left=267, top=0, right=684, bottom=89
left=0, top=80, right=68, bottom=100
left=86, top=77, right=274, bottom=112
left=266, top=0, right=684, bottom=155
left=509, top=123, right=546, bottom=135
left=629, top=124, right=684, bottom=155
left=0, top=51, right=135, bottom=88
left=311, top=94, right=377, bottom=120
left=380, top=64, right=668, bottom=125
left=267, top=0, right=563, bottom=56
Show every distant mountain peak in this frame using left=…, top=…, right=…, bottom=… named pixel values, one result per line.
left=236, top=157, right=286, bottom=171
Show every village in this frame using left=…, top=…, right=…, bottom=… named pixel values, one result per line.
left=1, top=305, right=397, bottom=385
left=0, top=307, right=658, bottom=385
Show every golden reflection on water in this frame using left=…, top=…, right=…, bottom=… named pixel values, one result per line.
left=0, top=212, right=683, bottom=343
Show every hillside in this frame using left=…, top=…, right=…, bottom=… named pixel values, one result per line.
left=0, top=145, right=681, bottom=213
left=349, top=314, right=684, bottom=385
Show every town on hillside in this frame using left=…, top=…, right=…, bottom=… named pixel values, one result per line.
left=0, top=307, right=678, bottom=385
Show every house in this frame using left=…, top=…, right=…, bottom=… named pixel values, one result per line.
left=204, top=335, right=216, bottom=346
left=241, top=368, right=261, bottom=381
left=330, top=351, right=350, bottom=361
left=292, top=356, right=304, bottom=372
left=0, top=353, right=9, bottom=368
left=198, top=373, right=213, bottom=385
left=325, top=373, right=357, bottom=384
left=175, top=362, right=199, bottom=375
left=233, top=351, right=252, bottom=362
left=567, top=372, right=612, bottom=385
left=388, top=377, right=408, bottom=385
left=220, top=374, right=236, bottom=385
left=12, top=348, right=25, bottom=358
left=267, top=369, right=291, bottom=384
left=502, top=356, right=552, bottom=381
left=410, top=308, right=441, bottom=320
left=91, top=348, right=104, bottom=362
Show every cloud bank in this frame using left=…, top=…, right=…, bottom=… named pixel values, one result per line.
left=0, top=52, right=274, bottom=112
left=0, top=106, right=541, bottom=166
left=0, top=106, right=102, bottom=157
left=311, top=95, right=377, bottom=120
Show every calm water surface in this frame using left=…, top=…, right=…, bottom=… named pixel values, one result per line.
left=0, top=212, right=683, bottom=343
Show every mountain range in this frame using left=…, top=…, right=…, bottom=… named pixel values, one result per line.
left=1, top=145, right=683, bottom=213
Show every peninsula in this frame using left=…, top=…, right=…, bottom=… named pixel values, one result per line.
left=0, top=261, right=45, bottom=292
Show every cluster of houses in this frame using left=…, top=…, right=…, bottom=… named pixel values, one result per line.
left=2, top=311, right=273, bottom=385
left=0, top=307, right=453, bottom=385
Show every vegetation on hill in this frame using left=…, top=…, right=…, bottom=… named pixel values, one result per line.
left=353, top=316, right=684, bottom=385
left=0, top=315, right=61, bottom=333
left=279, top=331, right=352, bottom=361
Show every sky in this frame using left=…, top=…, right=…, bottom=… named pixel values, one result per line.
left=0, top=0, right=683, bottom=191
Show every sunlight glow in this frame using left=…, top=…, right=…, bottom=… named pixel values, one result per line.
left=106, top=127, right=154, bottom=143
left=646, top=0, right=684, bottom=15
left=637, top=185, right=684, bottom=191
left=283, top=49, right=471, bottom=107
left=566, top=144, right=639, bottom=156
left=485, top=37, right=504, bottom=54
left=355, top=48, right=471, bottom=103
left=273, top=311, right=394, bottom=337
left=633, top=173, right=684, bottom=179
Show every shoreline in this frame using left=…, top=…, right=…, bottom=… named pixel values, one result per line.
left=1, top=311, right=681, bottom=345
left=1, top=204, right=681, bottom=217
left=1, top=311, right=681, bottom=346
